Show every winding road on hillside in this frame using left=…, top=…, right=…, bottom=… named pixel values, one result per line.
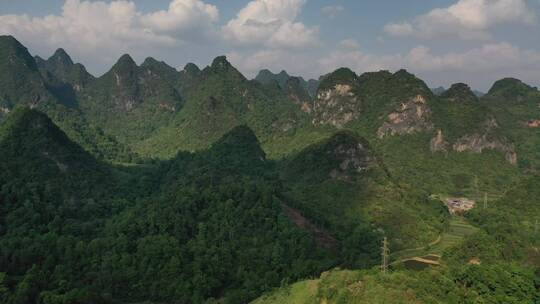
left=390, top=216, right=478, bottom=267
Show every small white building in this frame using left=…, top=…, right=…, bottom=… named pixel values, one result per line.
left=445, top=198, right=475, bottom=215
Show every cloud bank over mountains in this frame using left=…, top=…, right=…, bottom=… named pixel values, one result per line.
left=384, top=0, right=536, bottom=40
left=0, top=0, right=538, bottom=90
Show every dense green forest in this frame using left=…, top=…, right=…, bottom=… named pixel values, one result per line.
left=0, top=109, right=344, bottom=303
left=0, top=35, right=539, bottom=303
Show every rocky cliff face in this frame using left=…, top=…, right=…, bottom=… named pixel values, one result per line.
left=0, top=35, right=53, bottom=109
left=254, top=69, right=318, bottom=113
left=285, top=77, right=313, bottom=113
left=430, top=129, right=449, bottom=152
left=328, top=139, right=373, bottom=181
left=36, top=48, right=94, bottom=93
left=84, top=54, right=183, bottom=113
left=104, top=54, right=141, bottom=111
left=312, top=84, right=360, bottom=128
left=377, top=94, right=433, bottom=138
left=283, top=131, right=375, bottom=183
left=452, top=118, right=517, bottom=164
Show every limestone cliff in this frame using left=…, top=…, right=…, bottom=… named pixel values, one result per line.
left=312, top=83, right=360, bottom=128
left=430, top=129, right=449, bottom=152
left=452, top=118, right=517, bottom=165
left=377, top=94, right=433, bottom=138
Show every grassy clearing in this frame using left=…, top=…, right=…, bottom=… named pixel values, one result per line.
left=391, top=216, right=478, bottom=263
left=431, top=217, right=478, bottom=255
left=252, top=279, right=319, bottom=304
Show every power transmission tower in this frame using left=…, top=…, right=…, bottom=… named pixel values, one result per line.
left=474, top=175, right=479, bottom=200
left=381, top=237, right=389, bottom=275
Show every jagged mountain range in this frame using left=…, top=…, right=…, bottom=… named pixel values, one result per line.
left=1, top=35, right=539, bottom=303
left=1, top=35, right=539, bottom=179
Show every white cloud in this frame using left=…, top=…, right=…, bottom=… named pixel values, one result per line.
left=318, top=41, right=540, bottom=89
left=141, top=0, right=218, bottom=35
left=406, top=43, right=540, bottom=72
left=383, top=22, right=413, bottom=36
left=222, top=0, right=318, bottom=49
left=321, top=5, right=344, bottom=19
left=340, top=39, right=361, bottom=50
left=0, top=0, right=219, bottom=65
left=321, top=41, right=540, bottom=74
left=384, top=0, right=536, bottom=40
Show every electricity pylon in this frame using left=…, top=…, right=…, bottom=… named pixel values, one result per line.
left=381, top=237, right=389, bottom=275
left=474, top=175, right=480, bottom=200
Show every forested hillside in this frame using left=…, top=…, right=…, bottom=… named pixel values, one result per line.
left=0, top=111, right=338, bottom=303
left=0, top=35, right=538, bottom=303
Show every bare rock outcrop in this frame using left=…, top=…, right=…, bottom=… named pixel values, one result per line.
left=430, top=129, right=449, bottom=152
left=0, top=107, right=10, bottom=115
left=328, top=138, right=373, bottom=181
left=452, top=118, right=517, bottom=165
left=377, top=94, right=433, bottom=138
left=526, top=119, right=540, bottom=128
left=286, top=77, right=313, bottom=113
left=312, top=84, right=360, bottom=128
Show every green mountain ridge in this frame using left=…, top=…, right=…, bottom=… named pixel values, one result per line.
left=0, top=36, right=54, bottom=111
left=1, top=35, right=539, bottom=304
left=441, top=83, right=479, bottom=103
left=254, top=69, right=319, bottom=97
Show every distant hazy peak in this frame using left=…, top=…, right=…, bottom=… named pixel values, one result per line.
left=49, top=48, right=74, bottom=66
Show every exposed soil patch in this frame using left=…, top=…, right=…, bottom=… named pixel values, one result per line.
left=526, top=119, right=540, bottom=128
left=281, top=204, right=338, bottom=250
left=445, top=197, right=475, bottom=215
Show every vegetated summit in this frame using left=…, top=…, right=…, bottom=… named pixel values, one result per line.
left=0, top=35, right=539, bottom=304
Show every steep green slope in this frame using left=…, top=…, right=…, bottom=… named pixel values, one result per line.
left=77, top=54, right=182, bottom=144
left=134, top=56, right=315, bottom=158
left=0, top=108, right=114, bottom=284
left=0, top=35, right=54, bottom=114
left=35, top=48, right=94, bottom=107
left=481, top=79, right=540, bottom=171
left=279, top=131, right=448, bottom=259
left=485, top=78, right=538, bottom=102
left=0, top=107, right=105, bottom=192
left=0, top=109, right=146, bottom=304
left=253, top=263, right=538, bottom=304
left=0, top=115, right=338, bottom=304
left=254, top=69, right=318, bottom=98
left=254, top=175, right=540, bottom=304
left=440, top=83, right=479, bottom=103
left=0, top=38, right=137, bottom=162
left=255, top=69, right=291, bottom=89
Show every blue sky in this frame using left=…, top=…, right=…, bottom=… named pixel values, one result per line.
left=1, top=0, right=539, bottom=91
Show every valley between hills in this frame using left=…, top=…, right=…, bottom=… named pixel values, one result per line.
left=0, top=35, right=539, bottom=303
